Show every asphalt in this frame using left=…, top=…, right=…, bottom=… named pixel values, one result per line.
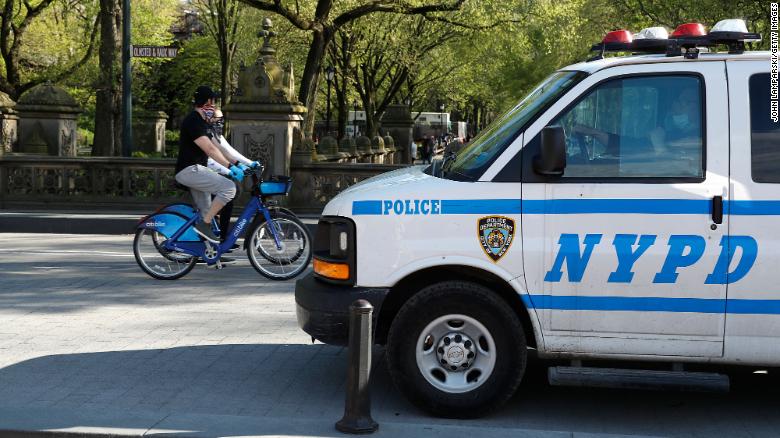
left=0, top=210, right=320, bottom=235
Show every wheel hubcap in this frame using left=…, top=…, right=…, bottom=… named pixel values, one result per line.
left=437, top=332, right=476, bottom=371
left=415, top=314, right=496, bottom=394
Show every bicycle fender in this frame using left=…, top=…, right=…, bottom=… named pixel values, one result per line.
left=138, top=212, right=200, bottom=242
left=161, top=203, right=198, bottom=218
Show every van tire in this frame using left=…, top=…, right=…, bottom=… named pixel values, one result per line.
left=386, top=281, right=526, bottom=418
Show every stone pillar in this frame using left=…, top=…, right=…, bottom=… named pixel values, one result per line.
left=356, top=136, right=372, bottom=163
left=224, top=18, right=306, bottom=178
left=371, top=136, right=385, bottom=164
left=380, top=104, right=414, bottom=164
left=133, top=110, right=168, bottom=154
left=339, top=137, right=357, bottom=163
left=0, top=91, right=17, bottom=156
left=16, top=83, right=81, bottom=156
left=383, top=135, right=396, bottom=165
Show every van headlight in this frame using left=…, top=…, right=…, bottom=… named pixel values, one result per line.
left=313, top=216, right=356, bottom=285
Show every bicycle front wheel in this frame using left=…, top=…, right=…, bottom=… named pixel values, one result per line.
left=134, top=229, right=197, bottom=280
left=246, top=212, right=312, bottom=280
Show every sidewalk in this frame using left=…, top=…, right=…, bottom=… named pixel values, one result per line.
left=0, top=210, right=319, bottom=235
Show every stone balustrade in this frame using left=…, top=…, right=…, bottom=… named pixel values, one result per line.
left=0, top=155, right=407, bottom=212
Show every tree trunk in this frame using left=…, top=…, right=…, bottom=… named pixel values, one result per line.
left=93, top=0, right=122, bottom=156
left=298, top=28, right=331, bottom=139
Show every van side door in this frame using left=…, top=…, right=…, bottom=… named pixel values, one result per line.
left=723, top=60, right=780, bottom=364
left=521, top=61, right=729, bottom=357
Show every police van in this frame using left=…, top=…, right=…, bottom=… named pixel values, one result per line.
left=296, top=19, right=778, bottom=417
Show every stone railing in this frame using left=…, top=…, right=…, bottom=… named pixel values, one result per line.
left=0, top=155, right=407, bottom=213
left=0, top=156, right=184, bottom=210
left=289, top=162, right=406, bottom=213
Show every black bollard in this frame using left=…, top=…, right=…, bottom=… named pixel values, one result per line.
left=336, top=299, right=379, bottom=434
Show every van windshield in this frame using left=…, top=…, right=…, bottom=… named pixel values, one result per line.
left=441, top=71, right=585, bottom=181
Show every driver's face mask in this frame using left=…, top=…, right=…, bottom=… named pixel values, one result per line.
left=672, top=113, right=689, bottom=129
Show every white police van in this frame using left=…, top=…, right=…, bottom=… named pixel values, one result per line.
left=295, top=19, right=779, bottom=417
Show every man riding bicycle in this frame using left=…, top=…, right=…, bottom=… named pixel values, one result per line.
left=175, top=85, right=244, bottom=243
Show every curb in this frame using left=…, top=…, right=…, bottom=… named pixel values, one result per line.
left=0, top=212, right=319, bottom=236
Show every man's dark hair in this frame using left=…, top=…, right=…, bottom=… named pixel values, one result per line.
left=193, top=85, right=217, bottom=107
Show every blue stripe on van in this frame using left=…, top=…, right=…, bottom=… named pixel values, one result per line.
left=521, top=199, right=711, bottom=215
left=441, top=199, right=522, bottom=214
left=520, top=294, right=780, bottom=315
left=351, top=200, right=383, bottom=215
left=350, top=198, right=780, bottom=216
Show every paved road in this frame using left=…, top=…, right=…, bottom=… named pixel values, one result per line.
left=1, top=233, right=780, bottom=437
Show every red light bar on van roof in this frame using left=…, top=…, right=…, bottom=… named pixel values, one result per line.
left=603, top=30, right=633, bottom=44
left=671, top=23, right=707, bottom=38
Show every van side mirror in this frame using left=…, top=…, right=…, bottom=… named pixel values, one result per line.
left=533, top=126, right=566, bottom=176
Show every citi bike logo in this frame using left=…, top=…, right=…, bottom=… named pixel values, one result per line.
left=145, top=221, right=165, bottom=227
left=544, top=233, right=758, bottom=285
left=233, top=218, right=248, bottom=238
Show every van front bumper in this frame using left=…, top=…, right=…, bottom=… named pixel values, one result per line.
left=294, top=272, right=389, bottom=346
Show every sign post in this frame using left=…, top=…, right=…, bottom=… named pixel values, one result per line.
left=121, top=0, right=132, bottom=157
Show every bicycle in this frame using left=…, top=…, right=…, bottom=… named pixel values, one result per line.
left=133, top=166, right=312, bottom=281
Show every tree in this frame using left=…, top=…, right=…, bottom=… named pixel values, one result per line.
left=237, top=0, right=474, bottom=138
left=331, top=15, right=466, bottom=138
left=93, top=0, right=121, bottom=156
left=194, top=0, right=245, bottom=104
left=0, top=0, right=99, bottom=99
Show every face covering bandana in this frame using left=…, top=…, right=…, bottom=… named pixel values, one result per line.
left=202, top=104, right=216, bottom=120
left=211, top=118, right=224, bottom=137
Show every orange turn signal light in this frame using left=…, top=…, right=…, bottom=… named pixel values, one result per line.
left=313, top=258, right=350, bottom=280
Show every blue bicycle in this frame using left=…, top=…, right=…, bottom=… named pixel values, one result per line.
left=133, top=167, right=312, bottom=280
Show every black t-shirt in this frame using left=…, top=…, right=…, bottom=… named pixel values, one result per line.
left=175, top=110, right=212, bottom=173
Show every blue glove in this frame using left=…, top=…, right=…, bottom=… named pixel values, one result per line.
left=249, top=161, right=261, bottom=169
left=229, top=164, right=245, bottom=182
left=238, top=163, right=250, bottom=172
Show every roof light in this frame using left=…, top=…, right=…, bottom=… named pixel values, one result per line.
left=711, top=19, right=749, bottom=34
left=603, top=29, right=633, bottom=44
left=671, top=23, right=707, bottom=38
left=634, top=27, right=668, bottom=40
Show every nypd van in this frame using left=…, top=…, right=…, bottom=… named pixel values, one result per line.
left=295, top=20, right=779, bottom=417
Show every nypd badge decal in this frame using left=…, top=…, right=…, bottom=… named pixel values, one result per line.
left=478, top=216, right=515, bottom=262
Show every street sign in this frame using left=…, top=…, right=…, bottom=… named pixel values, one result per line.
left=132, top=45, right=179, bottom=58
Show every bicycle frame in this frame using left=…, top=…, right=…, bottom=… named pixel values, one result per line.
left=161, top=195, right=283, bottom=265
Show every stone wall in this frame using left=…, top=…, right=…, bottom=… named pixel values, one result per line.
left=0, top=155, right=407, bottom=212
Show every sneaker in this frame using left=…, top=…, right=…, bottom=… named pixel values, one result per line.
left=198, top=256, right=237, bottom=265
left=194, top=221, right=220, bottom=243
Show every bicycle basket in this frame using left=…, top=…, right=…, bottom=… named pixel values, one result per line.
left=258, top=175, right=292, bottom=196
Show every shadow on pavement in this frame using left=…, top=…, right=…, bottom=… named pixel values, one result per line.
left=1, top=345, right=780, bottom=437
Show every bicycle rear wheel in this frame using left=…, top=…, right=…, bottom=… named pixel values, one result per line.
left=246, top=212, right=312, bottom=280
left=134, top=229, right=197, bottom=280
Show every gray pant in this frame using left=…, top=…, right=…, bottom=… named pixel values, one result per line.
left=175, top=165, right=236, bottom=218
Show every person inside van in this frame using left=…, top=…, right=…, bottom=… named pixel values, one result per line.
left=649, top=88, right=702, bottom=156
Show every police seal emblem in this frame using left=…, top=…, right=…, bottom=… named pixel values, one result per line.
left=478, top=216, right=515, bottom=262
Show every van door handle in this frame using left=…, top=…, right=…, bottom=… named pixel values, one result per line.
left=712, top=196, right=723, bottom=225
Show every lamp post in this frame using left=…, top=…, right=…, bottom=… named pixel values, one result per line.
left=439, top=103, right=445, bottom=142
left=325, top=65, right=335, bottom=137
left=121, top=0, right=132, bottom=157
left=352, top=99, right=358, bottom=138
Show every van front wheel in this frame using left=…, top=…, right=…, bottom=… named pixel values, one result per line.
left=386, top=281, right=527, bottom=418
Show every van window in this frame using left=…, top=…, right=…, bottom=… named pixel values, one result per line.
left=441, top=71, right=584, bottom=181
left=552, top=75, right=704, bottom=179
left=750, top=73, right=780, bottom=183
